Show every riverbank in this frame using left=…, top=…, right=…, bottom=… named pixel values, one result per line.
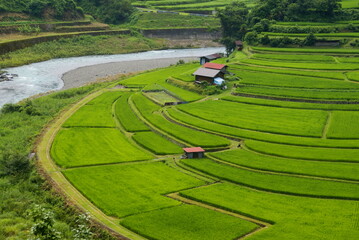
left=61, top=57, right=197, bottom=89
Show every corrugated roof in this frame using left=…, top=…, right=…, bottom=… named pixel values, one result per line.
left=183, top=147, right=205, bottom=153
left=193, top=68, right=221, bottom=78
left=201, top=53, right=221, bottom=60
left=203, top=62, right=227, bottom=70
left=235, top=40, right=243, bottom=46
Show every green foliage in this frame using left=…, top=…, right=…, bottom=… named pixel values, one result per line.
left=51, top=128, right=152, bottom=167
left=182, top=158, right=359, bottom=199
left=303, top=33, right=317, bottom=46
left=177, top=100, right=327, bottom=137
left=63, top=162, right=205, bottom=217
left=17, top=24, right=41, bottom=35
left=210, top=148, right=359, bottom=181
left=181, top=183, right=359, bottom=239
left=122, top=204, right=258, bottom=240
left=29, top=205, right=61, bottom=240
left=114, top=93, right=150, bottom=132
left=72, top=213, right=93, bottom=240
left=0, top=149, right=30, bottom=177
left=132, top=93, right=230, bottom=148
left=0, top=35, right=166, bottom=69
left=132, top=132, right=183, bottom=155
left=246, top=140, right=359, bottom=162
left=76, top=0, right=134, bottom=24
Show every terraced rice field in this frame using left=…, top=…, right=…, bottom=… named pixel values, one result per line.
left=48, top=47, right=359, bottom=240
left=133, top=0, right=256, bottom=14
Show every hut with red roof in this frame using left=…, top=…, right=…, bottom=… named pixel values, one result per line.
left=183, top=147, right=205, bottom=159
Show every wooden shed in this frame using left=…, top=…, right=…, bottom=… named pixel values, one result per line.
left=200, top=53, right=222, bottom=65
left=235, top=40, right=243, bottom=50
left=183, top=147, right=205, bottom=159
left=193, top=68, right=222, bottom=83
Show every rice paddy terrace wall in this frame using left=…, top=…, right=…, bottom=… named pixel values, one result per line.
left=38, top=48, right=359, bottom=240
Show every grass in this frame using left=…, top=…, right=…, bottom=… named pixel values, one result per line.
left=180, top=183, right=359, bottom=239
left=222, top=95, right=359, bottom=110
left=63, top=162, right=206, bottom=217
left=120, top=65, right=203, bottom=102
left=327, top=111, right=359, bottom=139
left=62, top=104, right=116, bottom=127
left=341, top=0, right=359, bottom=8
left=0, top=35, right=166, bottom=68
left=86, top=91, right=124, bottom=105
left=177, top=100, right=327, bottom=137
left=251, top=53, right=335, bottom=62
left=132, top=132, right=183, bottom=154
left=132, top=93, right=230, bottom=148
left=181, top=158, right=359, bottom=199
left=119, top=12, right=220, bottom=29
left=121, top=204, right=258, bottom=240
left=210, top=149, right=359, bottom=181
left=240, top=58, right=359, bottom=70
left=114, top=93, right=150, bottom=132
left=51, top=128, right=152, bottom=167
left=251, top=46, right=359, bottom=54
left=231, top=69, right=359, bottom=89
left=245, top=140, right=359, bottom=162
left=236, top=85, right=359, bottom=100
left=346, top=71, right=359, bottom=82
left=144, top=91, right=180, bottom=105
left=230, top=64, right=345, bottom=80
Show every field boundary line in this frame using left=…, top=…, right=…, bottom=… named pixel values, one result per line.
left=166, top=192, right=270, bottom=239
left=322, top=111, right=332, bottom=139
left=36, top=89, right=146, bottom=240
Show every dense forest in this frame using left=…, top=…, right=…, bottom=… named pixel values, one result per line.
left=0, top=0, right=134, bottom=23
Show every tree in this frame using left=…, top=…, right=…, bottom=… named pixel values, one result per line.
left=29, top=205, right=61, bottom=240
left=72, top=213, right=93, bottom=240
left=217, top=1, right=249, bottom=39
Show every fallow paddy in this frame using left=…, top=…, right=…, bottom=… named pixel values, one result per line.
left=41, top=48, right=359, bottom=240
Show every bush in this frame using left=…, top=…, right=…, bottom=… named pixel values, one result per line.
left=0, top=150, right=30, bottom=176
left=1, top=103, right=22, bottom=114
left=303, top=33, right=317, bottom=46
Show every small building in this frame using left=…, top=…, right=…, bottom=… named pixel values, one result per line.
left=235, top=40, right=243, bottom=50
left=193, top=68, right=222, bottom=83
left=203, top=62, right=228, bottom=73
left=314, top=40, right=340, bottom=47
left=200, top=53, right=222, bottom=65
left=183, top=147, right=205, bottom=159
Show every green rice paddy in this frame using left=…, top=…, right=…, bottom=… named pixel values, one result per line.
left=50, top=46, right=359, bottom=239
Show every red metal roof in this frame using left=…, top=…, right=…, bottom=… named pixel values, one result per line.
left=203, top=62, right=227, bottom=70
left=183, top=147, right=205, bottom=153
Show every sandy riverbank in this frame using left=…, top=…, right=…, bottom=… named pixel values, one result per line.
left=61, top=57, right=197, bottom=89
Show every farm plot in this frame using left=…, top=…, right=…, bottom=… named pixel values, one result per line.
left=63, top=104, right=115, bottom=127
left=121, top=204, right=259, bottom=240
left=132, top=93, right=230, bottom=148
left=240, top=58, right=359, bottom=70
left=63, top=162, right=206, bottom=217
left=114, top=93, right=149, bottom=132
left=181, top=158, right=359, bottom=199
left=222, top=95, right=359, bottom=111
left=180, top=183, right=359, bottom=240
left=210, top=149, right=359, bottom=181
left=167, top=107, right=359, bottom=147
left=251, top=53, right=335, bottom=62
left=231, top=69, right=359, bottom=89
left=132, top=132, right=183, bottom=155
left=347, top=71, right=359, bottom=82
left=231, top=64, right=345, bottom=80
left=177, top=100, right=327, bottom=137
left=251, top=46, right=359, bottom=54
left=245, top=140, right=359, bottom=162
left=236, top=85, right=359, bottom=100
left=144, top=91, right=180, bottom=105
left=51, top=128, right=152, bottom=167
left=86, top=91, right=124, bottom=105
left=327, top=111, right=359, bottom=139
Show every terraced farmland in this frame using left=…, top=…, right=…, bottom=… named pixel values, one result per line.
left=43, top=47, right=359, bottom=240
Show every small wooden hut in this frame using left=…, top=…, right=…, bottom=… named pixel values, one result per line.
left=183, top=147, right=205, bottom=159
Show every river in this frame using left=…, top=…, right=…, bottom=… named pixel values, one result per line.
left=0, top=47, right=224, bottom=107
